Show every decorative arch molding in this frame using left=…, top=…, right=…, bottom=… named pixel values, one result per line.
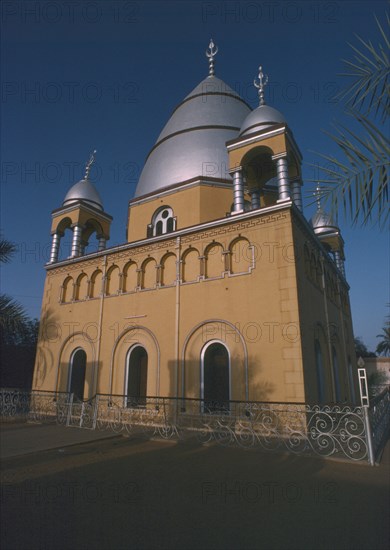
left=160, top=252, right=177, bottom=286
left=109, top=325, right=160, bottom=397
left=228, top=236, right=254, bottom=274
left=122, top=260, right=139, bottom=293
left=55, top=331, right=97, bottom=399
left=75, top=272, right=89, bottom=301
left=54, top=216, right=72, bottom=235
left=82, top=218, right=104, bottom=242
left=61, top=275, right=74, bottom=303
left=204, top=242, right=225, bottom=279
left=90, top=269, right=103, bottom=298
left=105, top=264, right=121, bottom=296
left=140, top=257, right=157, bottom=289
left=181, top=319, right=248, bottom=402
left=181, top=247, right=200, bottom=283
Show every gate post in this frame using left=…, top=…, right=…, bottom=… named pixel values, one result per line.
left=358, top=367, right=375, bottom=466
left=92, top=395, right=99, bottom=430
left=66, top=393, right=74, bottom=427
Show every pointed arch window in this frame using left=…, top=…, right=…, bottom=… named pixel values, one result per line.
left=332, top=346, right=341, bottom=402
left=125, top=346, right=148, bottom=407
left=68, top=348, right=86, bottom=402
left=314, top=340, right=325, bottom=403
left=149, top=206, right=176, bottom=237
left=201, top=341, right=230, bottom=413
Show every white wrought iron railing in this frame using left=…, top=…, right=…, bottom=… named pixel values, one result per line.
left=1, top=386, right=389, bottom=465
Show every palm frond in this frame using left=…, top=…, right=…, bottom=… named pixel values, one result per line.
left=0, top=294, right=28, bottom=333
left=308, top=111, right=390, bottom=228
left=336, top=14, right=390, bottom=121
left=0, top=239, right=17, bottom=263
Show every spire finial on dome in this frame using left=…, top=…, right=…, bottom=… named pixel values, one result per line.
left=84, top=149, right=97, bottom=180
left=254, top=66, right=268, bottom=106
left=314, top=182, right=322, bottom=211
left=206, top=39, right=218, bottom=76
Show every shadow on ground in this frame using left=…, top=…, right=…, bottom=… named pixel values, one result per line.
left=1, top=424, right=389, bottom=550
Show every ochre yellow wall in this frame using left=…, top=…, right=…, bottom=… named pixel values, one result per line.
left=291, top=213, right=357, bottom=403
left=127, top=183, right=233, bottom=242
left=33, top=200, right=357, bottom=405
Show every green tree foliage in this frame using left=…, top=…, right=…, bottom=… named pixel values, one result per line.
left=0, top=238, right=39, bottom=388
left=0, top=239, right=17, bottom=262
left=313, top=14, right=389, bottom=228
left=354, top=336, right=376, bottom=358
left=376, top=324, right=390, bottom=356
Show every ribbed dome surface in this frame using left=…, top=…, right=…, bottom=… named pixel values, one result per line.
left=63, top=179, right=103, bottom=211
left=240, top=105, right=286, bottom=136
left=134, top=76, right=251, bottom=197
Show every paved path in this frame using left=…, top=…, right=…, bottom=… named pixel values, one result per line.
left=0, top=421, right=119, bottom=459
left=1, top=422, right=389, bottom=550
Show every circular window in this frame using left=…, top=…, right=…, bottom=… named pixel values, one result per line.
left=162, top=210, right=169, bottom=219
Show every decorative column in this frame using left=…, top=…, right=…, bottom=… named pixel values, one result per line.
left=231, top=168, right=245, bottom=213
left=291, top=178, right=303, bottom=212
left=156, top=264, right=162, bottom=286
left=79, top=240, right=88, bottom=256
left=136, top=268, right=142, bottom=289
left=273, top=155, right=290, bottom=201
left=97, top=236, right=106, bottom=251
left=199, top=255, right=206, bottom=278
left=49, top=232, right=61, bottom=263
left=334, top=250, right=346, bottom=278
left=250, top=189, right=261, bottom=210
left=70, top=224, right=83, bottom=258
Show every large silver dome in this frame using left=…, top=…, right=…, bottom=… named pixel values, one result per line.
left=63, top=178, right=104, bottom=211
left=134, top=75, right=251, bottom=197
left=240, top=105, right=286, bottom=137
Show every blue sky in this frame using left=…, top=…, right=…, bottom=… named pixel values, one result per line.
left=1, top=0, right=389, bottom=352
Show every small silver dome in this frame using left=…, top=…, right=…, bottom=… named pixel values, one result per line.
left=134, top=75, right=251, bottom=197
left=310, top=208, right=339, bottom=235
left=63, top=178, right=103, bottom=211
left=240, top=105, right=286, bottom=136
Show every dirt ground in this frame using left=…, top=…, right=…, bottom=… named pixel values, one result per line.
left=1, top=422, right=389, bottom=550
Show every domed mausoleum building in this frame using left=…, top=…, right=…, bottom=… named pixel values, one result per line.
left=33, top=42, right=357, bottom=411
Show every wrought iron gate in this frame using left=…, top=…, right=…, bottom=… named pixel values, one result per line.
left=66, top=394, right=98, bottom=429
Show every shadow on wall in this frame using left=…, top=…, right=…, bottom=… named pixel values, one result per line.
left=167, top=354, right=275, bottom=403
left=33, top=308, right=62, bottom=391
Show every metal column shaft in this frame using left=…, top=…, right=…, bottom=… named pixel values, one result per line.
left=291, top=179, right=303, bottom=211
left=98, top=236, right=106, bottom=251
left=250, top=189, right=261, bottom=210
left=49, top=233, right=61, bottom=263
left=275, top=156, right=290, bottom=201
left=232, top=169, right=244, bottom=212
left=70, top=225, right=83, bottom=258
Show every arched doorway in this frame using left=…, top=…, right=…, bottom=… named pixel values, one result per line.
left=126, top=346, right=148, bottom=407
left=202, top=342, right=230, bottom=413
left=68, top=348, right=86, bottom=402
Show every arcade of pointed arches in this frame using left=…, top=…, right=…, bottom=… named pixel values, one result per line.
left=59, top=236, right=254, bottom=303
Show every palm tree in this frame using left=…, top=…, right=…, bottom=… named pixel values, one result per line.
left=312, top=13, right=389, bottom=229
left=0, top=239, right=17, bottom=263
left=0, top=295, right=28, bottom=333
left=0, top=238, right=28, bottom=334
left=376, top=324, right=390, bottom=356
